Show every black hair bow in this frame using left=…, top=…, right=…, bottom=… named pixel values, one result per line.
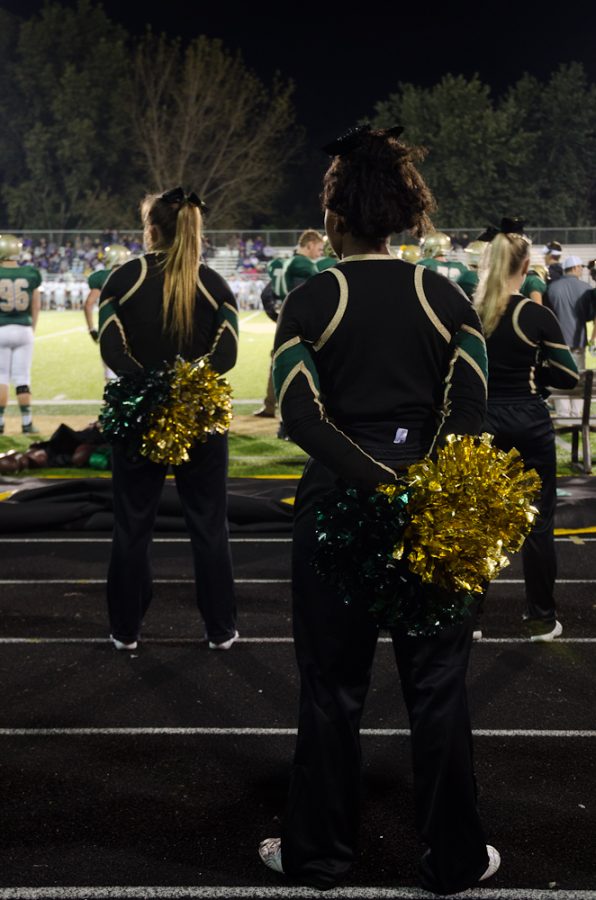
left=322, top=124, right=404, bottom=157
left=476, top=217, right=526, bottom=242
left=160, top=186, right=206, bottom=211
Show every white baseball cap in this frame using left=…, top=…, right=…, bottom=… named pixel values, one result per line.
left=563, top=255, right=583, bottom=269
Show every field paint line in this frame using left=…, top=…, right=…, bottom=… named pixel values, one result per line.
left=0, top=536, right=588, bottom=544
left=1, top=727, right=596, bottom=738
left=0, top=578, right=290, bottom=585
left=0, top=889, right=593, bottom=900
left=240, top=310, right=263, bottom=324
left=34, top=327, right=87, bottom=341
left=2, top=637, right=596, bottom=645
left=0, top=537, right=292, bottom=544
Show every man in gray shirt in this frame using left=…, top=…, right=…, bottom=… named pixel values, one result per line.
left=545, top=255, right=593, bottom=415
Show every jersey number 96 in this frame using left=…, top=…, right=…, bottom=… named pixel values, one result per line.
left=0, top=279, right=30, bottom=313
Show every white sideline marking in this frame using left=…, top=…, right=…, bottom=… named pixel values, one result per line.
left=0, top=536, right=590, bottom=544
left=0, top=578, right=290, bottom=585
left=0, top=538, right=292, bottom=544
left=0, top=889, right=593, bottom=900
left=1, top=636, right=596, bottom=646
left=34, top=327, right=86, bottom=341
left=1, top=727, right=596, bottom=738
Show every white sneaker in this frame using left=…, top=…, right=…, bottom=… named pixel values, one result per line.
left=110, top=634, right=138, bottom=651
left=208, top=630, right=239, bottom=650
left=530, top=620, right=563, bottom=643
left=479, top=845, right=501, bottom=882
left=259, top=837, right=284, bottom=874
left=473, top=629, right=483, bottom=641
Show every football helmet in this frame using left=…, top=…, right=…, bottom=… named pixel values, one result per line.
left=530, top=264, right=548, bottom=283
left=103, top=244, right=131, bottom=268
left=422, top=232, right=452, bottom=258
left=464, top=240, right=488, bottom=267
left=0, top=234, right=23, bottom=260
left=401, top=244, right=422, bottom=263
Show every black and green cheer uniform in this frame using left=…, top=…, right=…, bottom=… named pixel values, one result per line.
left=272, top=255, right=491, bottom=895
left=484, top=295, right=579, bottom=629
left=0, top=265, right=42, bottom=326
left=98, top=254, right=239, bottom=648
left=419, top=256, right=467, bottom=283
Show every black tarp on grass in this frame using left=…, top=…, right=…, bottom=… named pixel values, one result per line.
left=0, top=476, right=296, bottom=533
left=0, top=474, right=594, bottom=534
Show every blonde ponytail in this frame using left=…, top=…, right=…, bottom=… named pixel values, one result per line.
left=142, top=191, right=203, bottom=350
left=474, top=233, right=530, bottom=337
left=161, top=203, right=202, bottom=348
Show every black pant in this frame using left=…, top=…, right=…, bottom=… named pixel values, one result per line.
left=486, top=398, right=557, bottom=624
left=107, top=434, right=237, bottom=644
left=280, top=460, right=488, bottom=894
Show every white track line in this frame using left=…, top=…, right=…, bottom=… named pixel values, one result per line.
left=0, top=889, right=592, bottom=900
left=0, top=578, right=290, bottom=585
left=0, top=538, right=292, bottom=543
left=1, top=636, right=596, bottom=645
left=0, top=727, right=595, bottom=738
left=0, top=536, right=591, bottom=543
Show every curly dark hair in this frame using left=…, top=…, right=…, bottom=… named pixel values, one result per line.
left=321, top=128, right=436, bottom=241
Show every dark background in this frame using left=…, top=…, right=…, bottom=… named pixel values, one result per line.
left=4, top=0, right=595, bottom=143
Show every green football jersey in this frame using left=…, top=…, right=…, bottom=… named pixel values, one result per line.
left=267, top=254, right=318, bottom=299
left=419, top=258, right=468, bottom=283
left=457, top=269, right=479, bottom=300
left=0, top=265, right=42, bottom=326
left=316, top=256, right=337, bottom=273
left=521, top=273, right=547, bottom=299
left=88, top=268, right=112, bottom=291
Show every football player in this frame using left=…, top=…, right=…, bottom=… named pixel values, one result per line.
left=0, top=234, right=42, bottom=434
left=83, top=244, right=131, bottom=380
left=457, top=240, right=489, bottom=299
left=419, top=231, right=467, bottom=282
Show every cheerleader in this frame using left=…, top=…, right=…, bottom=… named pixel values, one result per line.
left=98, top=188, right=239, bottom=651
left=258, top=127, right=499, bottom=894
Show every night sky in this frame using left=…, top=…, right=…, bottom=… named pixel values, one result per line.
left=3, top=0, right=596, bottom=144
left=2, top=0, right=596, bottom=223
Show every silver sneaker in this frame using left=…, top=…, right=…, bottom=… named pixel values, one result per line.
left=259, top=837, right=284, bottom=874
left=208, top=630, right=239, bottom=651
left=479, top=845, right=501, bottom=882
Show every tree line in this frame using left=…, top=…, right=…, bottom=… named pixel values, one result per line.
left=0, top=1, right=595, bottom=230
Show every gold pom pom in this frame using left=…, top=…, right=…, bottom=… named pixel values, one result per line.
left=384, top=433, right=541, bottom=593
left=140, top=358, right=233, bottom=466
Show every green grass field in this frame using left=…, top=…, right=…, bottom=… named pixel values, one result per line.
left=26, top=309, right=276, bottom=410
left=0, top=308, right=593, bottom=477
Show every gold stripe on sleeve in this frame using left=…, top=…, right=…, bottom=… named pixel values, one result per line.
left=278, top=362, right=324, bottom=416
left=512, top=299, right=538, bottom=347
left=197, top=270, right=218, bottom=311
left=119, top=256, right=148, bottom=305
left=461, top=323, right=484, bottom=342
left=273, top=336, right=301, bottom=363
left=414, top=266, right=451, bottom=343
left=313, top=268, right=348, bottom=351
left=458, top=348, right=488, bottom=396
left=549, top=360, right=581, bottom=380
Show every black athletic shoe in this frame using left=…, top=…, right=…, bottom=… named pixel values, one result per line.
left=22, top=423, right=40, bottom=434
